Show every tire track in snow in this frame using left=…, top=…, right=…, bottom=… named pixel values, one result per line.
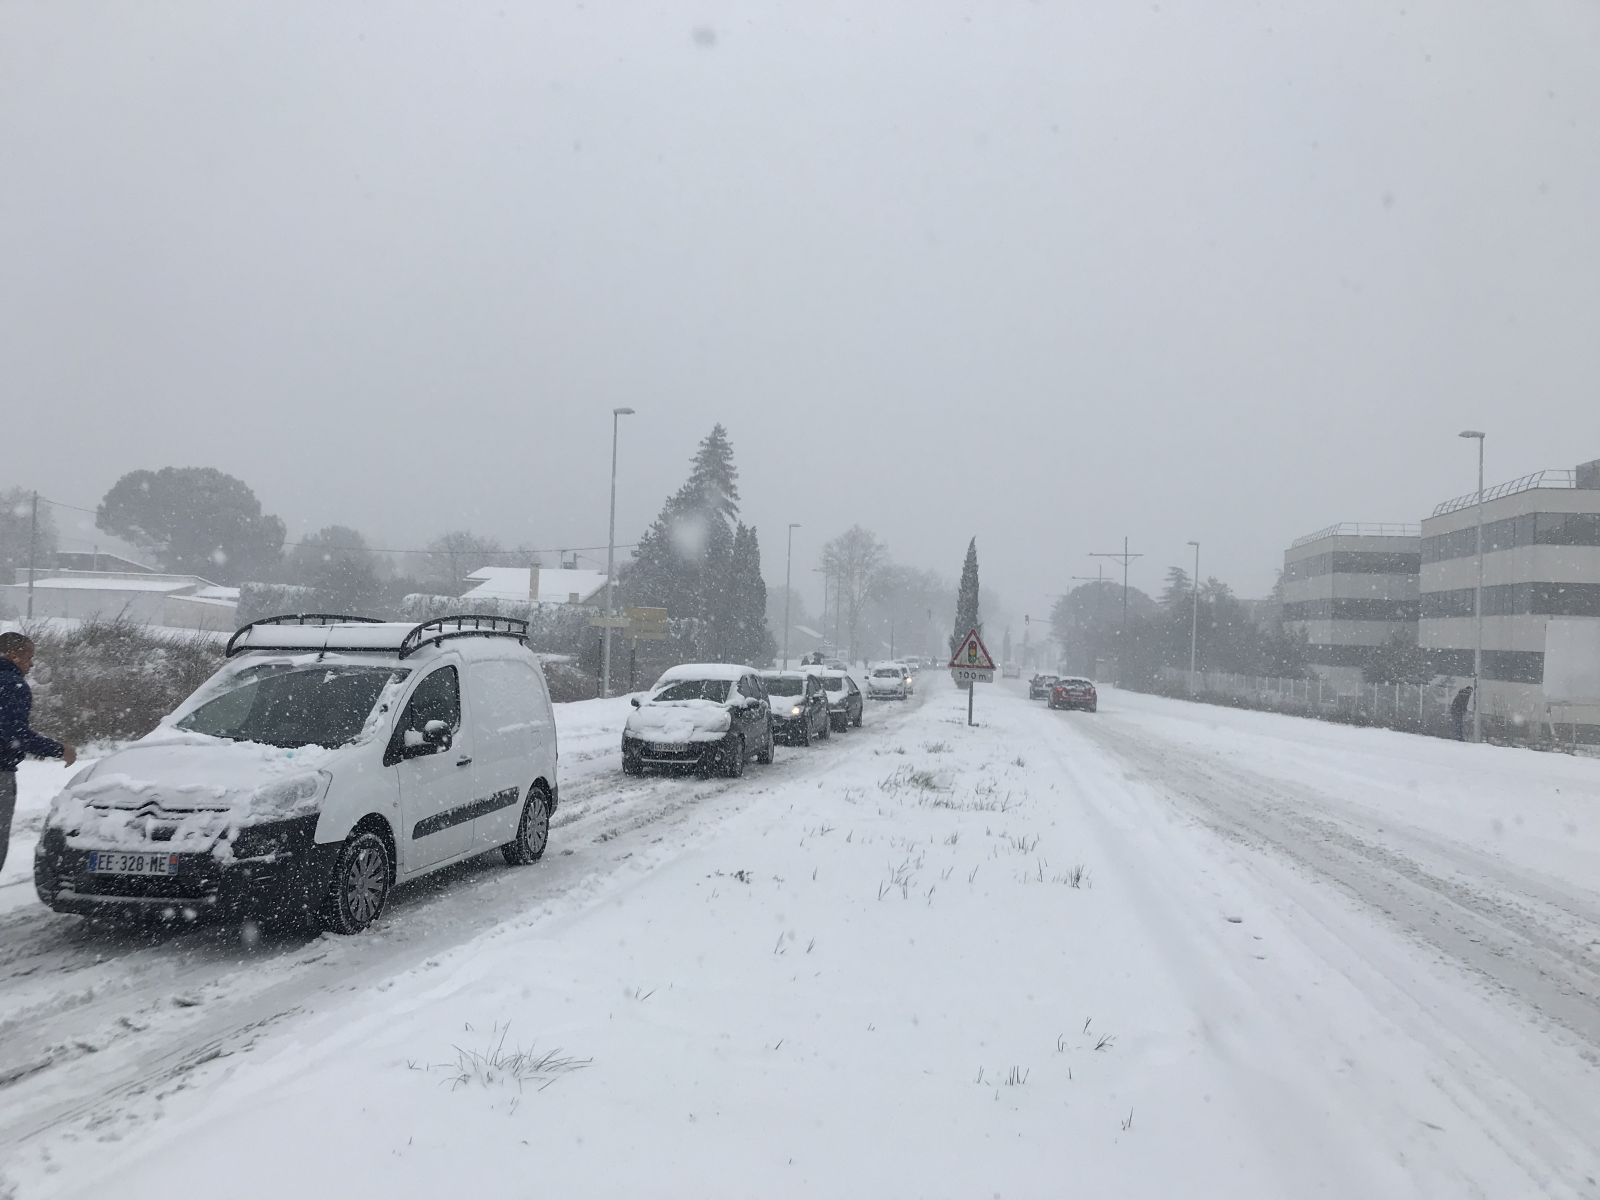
left=0, top=687, right=930, bottom=1151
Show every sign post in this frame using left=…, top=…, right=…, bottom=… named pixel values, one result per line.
left=948, top=627, right=997, bottom=726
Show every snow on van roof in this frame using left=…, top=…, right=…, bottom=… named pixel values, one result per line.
left=229, top=619, right=532, bottom=661
left=655, top=663, right=754, bottom=685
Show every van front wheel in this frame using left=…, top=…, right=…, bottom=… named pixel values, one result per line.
left=321, top=830, right=391, bottom=934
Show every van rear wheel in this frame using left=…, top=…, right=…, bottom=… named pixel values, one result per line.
left=503, top=785, right=551, bottom=865
left=320, top=830, right=391, bottom=935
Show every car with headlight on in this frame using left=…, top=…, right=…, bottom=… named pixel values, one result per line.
left=866, top=663, right=911, bottom=701
left=1048, top=676, right=1098, bottom=712
left=760, top=670, right=832, bottom=745
left=34, top=614, right=558, bottom=935
left=621, top=664, right=775, bottom=777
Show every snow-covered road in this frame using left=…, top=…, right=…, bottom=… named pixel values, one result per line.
left=4, top=678, right=1599, bottom=1198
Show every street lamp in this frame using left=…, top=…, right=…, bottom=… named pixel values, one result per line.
left=1459, top=429, right=1486, bottom=742
left=1187, top=541, right=1201, bottom=693
left=601, top=406, right=636, bottom=698
left=783, top=523, right=801, bottom=667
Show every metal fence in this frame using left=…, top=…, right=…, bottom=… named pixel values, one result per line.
left=1156, top=668, right=1457, bottom=737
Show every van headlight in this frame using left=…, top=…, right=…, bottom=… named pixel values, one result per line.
left=251, top=772, right=331, bottom=819
left=791, top=705, right=803, bottom=716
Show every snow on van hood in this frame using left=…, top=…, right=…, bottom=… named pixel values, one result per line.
left=47, top=735, right=333, bottom=853
left=625, top=699, right=732, bottom=743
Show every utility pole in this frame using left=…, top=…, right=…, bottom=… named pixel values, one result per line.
left=783, top=523, right=801, bottom=667
left=1090, top=537, right=1142, bottom=686
left=601, top=406, right=636, bottom=698
left=1187, top=540, right=1201, bottom=693
left=26, top=490, right=39, bottom=620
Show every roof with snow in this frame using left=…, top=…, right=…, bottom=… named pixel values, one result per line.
left=461, top=566, right=609, bottom=605
left=655, top=663, right=756, bottom=685
left=25, top=575, right=197, bottom=593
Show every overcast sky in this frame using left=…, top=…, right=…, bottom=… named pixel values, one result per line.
left=5, top=1, right=1599, bottom=622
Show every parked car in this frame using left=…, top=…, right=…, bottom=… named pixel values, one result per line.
left=35, top=614, right=558, bottom=935
left=1029, top=673, right=1060, bottom=700
left=761, top=670, right=832, bottom=745
left=866, top=663, right=911, bottom=701
left=622, top=663, right=775, bottom=778
left=817, top=668, right=864, bottom=731
left=1049, top=677, right=1098, bottom=712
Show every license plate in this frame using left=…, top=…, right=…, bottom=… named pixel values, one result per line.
left=649, top=743, right=687, bottom=755
left=87, top=851, right=180, bottom=877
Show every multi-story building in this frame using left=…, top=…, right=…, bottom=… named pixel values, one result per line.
left=1420, top=459, right=1600, bottom=737
left=1282, top=523, right=1420, bottom=691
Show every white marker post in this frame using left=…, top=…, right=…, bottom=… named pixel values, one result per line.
left=948, top=627, right=997, bottom=726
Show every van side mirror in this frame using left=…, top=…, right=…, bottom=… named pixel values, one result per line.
left=403, top=720, right=452, bottom=757
left=630, top=696, right=642, bottom=708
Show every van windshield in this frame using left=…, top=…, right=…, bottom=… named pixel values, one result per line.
left=762, top=676, right=803, bottom=696
left=177, top=664, right=410, bottom=749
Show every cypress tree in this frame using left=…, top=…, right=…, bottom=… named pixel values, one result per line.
left=950, top=538, right=980, bottom=654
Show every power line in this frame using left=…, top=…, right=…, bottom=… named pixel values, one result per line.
left=1089, top=537, right=1142, bottom=687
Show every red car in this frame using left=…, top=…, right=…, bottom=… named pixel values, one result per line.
left=1048, top=677, right=1097, bottom=712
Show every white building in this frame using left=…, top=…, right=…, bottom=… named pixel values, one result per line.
left=461, top=566, right=609, bottom=607
left=2, top=569, right=239, bottom=632
left=1420, top=460, right=1600, bottom=738
left=1282, top=523, right=1420, bottom=692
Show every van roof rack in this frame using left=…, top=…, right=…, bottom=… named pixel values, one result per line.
left=225, top=614, right=382, bottom=657
left=225, top=613, right=529, bottom=659
left=398, top=615, right=529, bottom=658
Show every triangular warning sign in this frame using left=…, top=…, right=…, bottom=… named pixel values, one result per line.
left=948, top=628, right=996, bottom=672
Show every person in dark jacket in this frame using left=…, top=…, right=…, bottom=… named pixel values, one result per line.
left=1, top=632, right=76, bottom=875
left=1450, top=684, right=1474, bottom=741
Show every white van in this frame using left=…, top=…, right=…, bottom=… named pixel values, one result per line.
left=34, top=615, right=559, bottom=933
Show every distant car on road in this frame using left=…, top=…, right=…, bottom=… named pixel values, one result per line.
left=760, top=670, right=832, bottom=745
left=1029, top=673, right=1059, bottom=700
left=1002, top=663, right=1021, bottom=678
left=866, top=663, right=912, bottom=701
left=623, top=664, right=775, bottom=778
left=1048, top=677, right=1098, bottom=712
left=817, top=668, right=864, bottom=731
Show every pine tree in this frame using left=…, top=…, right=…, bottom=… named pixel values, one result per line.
left=950, top=538, right=980, bottom=655
left=727, top=524, right=776, bottom=665
left=628, top=425, right=771, bottom=663
left=1159, top=566, right=1192, bottom=610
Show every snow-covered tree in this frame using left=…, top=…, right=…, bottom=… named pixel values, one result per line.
left=630, top=425, right=772, bottom=664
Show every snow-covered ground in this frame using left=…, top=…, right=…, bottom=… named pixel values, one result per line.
left=4, top=678, right=1600, bottom=1198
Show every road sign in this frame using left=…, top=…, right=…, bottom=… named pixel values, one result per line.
left=949, top=627, right=995, bottom=725
left=588, top=616, right=630, bottom=630
left=948, top=627, right=996, bottom=682
left=626, top=607, right=668, bottom=623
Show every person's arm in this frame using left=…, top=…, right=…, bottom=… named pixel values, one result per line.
left=21, top=728, right=66, bottom=760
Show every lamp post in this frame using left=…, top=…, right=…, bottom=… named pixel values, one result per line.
left=783, top=523, right=801, bottom=667
left=1459, top=430, right=1486, bottom=742
left=601, top=406, right=636, bottom=698
left=1187, top=540, right=1201, bottom=693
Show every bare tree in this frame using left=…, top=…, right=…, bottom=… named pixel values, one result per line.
left=821, top=526, right=887, bottom=663
left=424, top=530, right=506, bottom=593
